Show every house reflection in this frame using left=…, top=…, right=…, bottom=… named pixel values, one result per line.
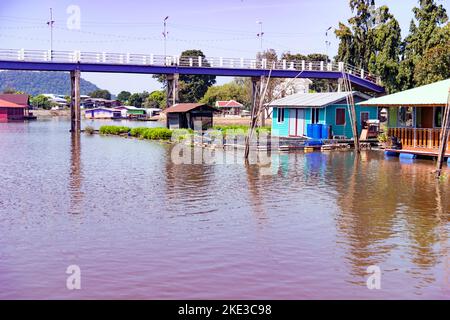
left=334, top=152, right=450, bottom=287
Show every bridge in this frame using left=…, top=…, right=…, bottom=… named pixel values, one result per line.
left=0, top=48, right=385, bottom=132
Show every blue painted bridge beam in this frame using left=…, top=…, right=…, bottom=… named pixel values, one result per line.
left=0, top=60, right=385, bottom=93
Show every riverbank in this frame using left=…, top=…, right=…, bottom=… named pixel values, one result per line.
left=32, top=109, right=70, bottom=118
left=32, top=109, right=272, bottom=127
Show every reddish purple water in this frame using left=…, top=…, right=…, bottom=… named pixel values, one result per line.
left=1, top=119, right=450, bottom=299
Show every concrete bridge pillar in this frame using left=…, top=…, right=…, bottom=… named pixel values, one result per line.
left=166, top=73, right=179, bottom=107
left=70, top=69, right=81, bottom=133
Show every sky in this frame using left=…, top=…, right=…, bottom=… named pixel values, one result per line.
left=0, top=0, right=447, bottom=94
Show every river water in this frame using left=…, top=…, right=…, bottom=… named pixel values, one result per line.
left=0, top=118, right=449, bottom=299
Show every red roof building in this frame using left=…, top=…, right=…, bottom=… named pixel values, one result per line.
left=214, top=100, right=244, bottom=116
left=0, top=98, right=26, bottom=122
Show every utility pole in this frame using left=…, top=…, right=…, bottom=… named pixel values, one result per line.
left=256, top=21, right=264, bottom=52
left=325, top=26, right=332, bottom=62
left=163, top=16, right=169, bottom=58
left=47, top=8, right=55, bottom=61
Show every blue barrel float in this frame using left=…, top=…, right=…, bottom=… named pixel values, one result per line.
left=307, top=124, right=323, bottom=139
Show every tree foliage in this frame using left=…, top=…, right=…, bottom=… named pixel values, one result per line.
left=30, top=94, right=52, bottom=109
left=336, top=0, right=448, bottom=93
left=154, top=49, right=216, bottom=103
left=88, top=89, right=112, bottom=100
left=200, top=82, right=250, bottom=107
left=144, top=90, right=166, bottom=108
left=117, top=91, right=131, bottom=103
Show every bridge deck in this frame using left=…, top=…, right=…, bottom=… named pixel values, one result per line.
left=0, top=49, right=385, bottom=93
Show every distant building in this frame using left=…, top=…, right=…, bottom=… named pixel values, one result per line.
left=215, top=100, right=244, bottom=116
left=42, top=94, right=68, bottom=107
left=82, top=98, right=121, bottom=109
left=84, top=108, right=122, bottom=119
left=0, top=93, right=30, bottom=122
left=164, top=103, right=217, bottom=130
left=0, top=98, right=25, bottom=122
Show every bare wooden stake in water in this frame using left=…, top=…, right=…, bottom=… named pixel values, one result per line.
left=342, top=72, right=360, bottom=153
left=435, top=88, right=450, bottom=178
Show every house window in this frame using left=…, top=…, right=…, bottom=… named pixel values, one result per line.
left=398, top=106, right=414, bottom=127
left=336, top=108, right=346, bottom=125
left=277, top=108, right=285, bottom=123
left=435, top=107, right=443, bottom=127
left=311, top=108, right=320, bottom=124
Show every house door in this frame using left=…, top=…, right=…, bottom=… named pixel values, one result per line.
left=360, top=112, right=369, bottom=129
left=289, top=109, right=305, bottom=136
left=296, top=109, right=305, bottom=136
left=289, top=109, right=297, bottom=136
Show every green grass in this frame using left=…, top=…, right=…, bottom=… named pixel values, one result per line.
left=129, top=127, right=172, bottom=140
left=99, top=125, right=131, bottom=135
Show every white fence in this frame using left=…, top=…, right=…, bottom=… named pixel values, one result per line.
left=0, top=48, right=378, bottom=83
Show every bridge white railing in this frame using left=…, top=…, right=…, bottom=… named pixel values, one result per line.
left=0, top=48, right=378, bottom=84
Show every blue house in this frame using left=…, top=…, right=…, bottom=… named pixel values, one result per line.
left=269, top=92, right=377, bottom=138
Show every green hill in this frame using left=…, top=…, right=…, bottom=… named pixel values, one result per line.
left=0, top=70, right=100, bottom=96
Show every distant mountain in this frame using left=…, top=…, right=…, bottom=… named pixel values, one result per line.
left=0, top=70, right=100, bottom=96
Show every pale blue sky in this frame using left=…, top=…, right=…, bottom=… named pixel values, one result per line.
left=1, top=0, right=447, bottom=94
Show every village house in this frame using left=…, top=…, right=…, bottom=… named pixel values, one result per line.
left=0, top=94, right=30, bottom=122
left=359, top=78, right=450, bottom=158
left=164, top=103, right=217, bottom=130
left=215, top=100, right=244, bottom=116
left=269, top=91, right=376, bottom=139
left=84, top=108, right=122, bottom=119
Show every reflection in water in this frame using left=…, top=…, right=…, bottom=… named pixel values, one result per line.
left=1, top=119, right=450, bottom=299
left=69, top=132, right=83, bottom=215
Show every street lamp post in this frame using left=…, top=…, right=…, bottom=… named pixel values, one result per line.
left=47, top=8, right=55, bottom=61
left=163, top=16, right=169, bottom=58
left=256, top=21, right=264, bottom=52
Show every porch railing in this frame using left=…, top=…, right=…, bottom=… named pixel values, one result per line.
left=388, top=127, right=449, bottom=149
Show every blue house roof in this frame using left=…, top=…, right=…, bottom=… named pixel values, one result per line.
left=267, top=91, right=371, bottom=108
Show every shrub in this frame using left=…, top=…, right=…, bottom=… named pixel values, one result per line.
left=99, top=125, right=131, bottom=135
left=84, top=126, right=95, bottom=135
left=128, top=127, right=172, bottom=140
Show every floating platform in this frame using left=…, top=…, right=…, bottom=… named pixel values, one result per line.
left=385, top=147, right=450, bottom=162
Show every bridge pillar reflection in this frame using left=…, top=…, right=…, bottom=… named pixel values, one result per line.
left=70, top=69, right=81, bottom=133
left=166, top=73, right=179, bottom=107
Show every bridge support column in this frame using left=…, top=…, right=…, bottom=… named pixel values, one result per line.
left=166, top=73, right=179, bottom=107
left=70, top=69, right=81, bottom=133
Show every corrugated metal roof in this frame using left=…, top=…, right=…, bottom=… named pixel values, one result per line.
left=0, top=94, right=29, bottom=106
left=267, top=91, right=369, bottom=108
left=0, top=98, right=25, bottom=108
left=359, top=79, right=450, bottom=107
left=215, top=100, right=243, bottom=108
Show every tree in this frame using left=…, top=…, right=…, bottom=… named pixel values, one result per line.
left=368, top=5, right=402, bottom=93
left=30, top=94, right=52, bottom=109
left=88, top=89, right=111, bottom=100
left=128, top=91, right=150, bottom=107
left=144, top=90, right=166, bottom=108
left=200, top=82, right=249, bottom=107
left=154, top=49, right=216, bottom=103
left=414, top=24, right=450, bottom=85
left=117, top=91, right=131, bottom=103
left=281, top=52, right=337, bottom=92
left=398, top=0, right=448, bottom=90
